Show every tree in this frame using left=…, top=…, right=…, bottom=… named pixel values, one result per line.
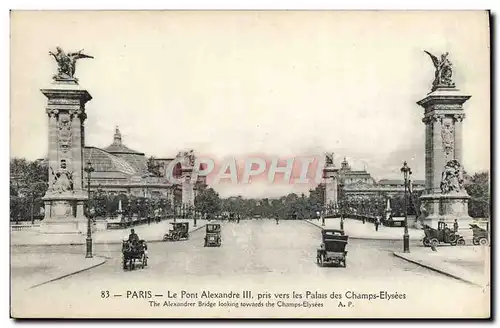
left=308, top=185, right=325, bottom=214
left=10, top=158, right=48, bottom=222
left=465, top=171, right=490, bottom=218
left=195, top=188, right=221, bottom=218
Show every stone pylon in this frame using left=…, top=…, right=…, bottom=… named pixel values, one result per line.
left=417, top=52, right=472, bottom=226
left=323, top=152, right=339, bottom=215
left=177, top=150, right=196, bottom=207
left=40, top=80, right=92, bottom=234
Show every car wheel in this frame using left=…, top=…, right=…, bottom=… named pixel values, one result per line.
left=430, top=238, right=439, bottom=247
left=473, top=238, right=479, bottom=245
left=457, top=238, right=466, bottom=246
left=479, top=238, right=488, bottom=246
left=423, top=237, right=430, bottom=247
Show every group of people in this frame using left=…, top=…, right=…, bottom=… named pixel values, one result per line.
left=441, top=219, right=459, bottom=233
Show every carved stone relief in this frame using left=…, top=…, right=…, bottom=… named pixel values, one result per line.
left=441, top=117, right=455, bottom=156
left=58, top=113, right=72, bottom=153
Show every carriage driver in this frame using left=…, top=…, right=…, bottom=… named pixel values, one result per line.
left=128, top=229, right=140, bottom=243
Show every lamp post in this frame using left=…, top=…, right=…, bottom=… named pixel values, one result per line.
left=321, top=206, right=325, bottom=226
left=401, top=161, right=412, bottom=253
left=189, top=204, right=196, bottom=227
left=84, top=161, right=95, bottom=258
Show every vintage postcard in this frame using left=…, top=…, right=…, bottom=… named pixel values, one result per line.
left=10, top=10, right=491, bottom=319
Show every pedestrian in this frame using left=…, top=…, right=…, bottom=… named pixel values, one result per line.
left=362, top=216, right=365, bottom=224
left=340, top=217, right=344, bottom=231
left=374, top=218, right=379, bottom=232
left=453, top=219, right=459, bottom=233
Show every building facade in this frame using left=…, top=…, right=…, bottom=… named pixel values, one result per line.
left=82, top=127, right=206, bottom=206
left=320, top=157, right=425, bottom=200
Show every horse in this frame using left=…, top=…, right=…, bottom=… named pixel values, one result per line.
left=122, top=240, right=145, bottom=270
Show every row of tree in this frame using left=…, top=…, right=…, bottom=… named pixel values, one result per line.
left=10, top=157, right=491, bottom=221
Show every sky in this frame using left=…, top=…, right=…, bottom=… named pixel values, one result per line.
left=10, top=11, right=490, bottom=198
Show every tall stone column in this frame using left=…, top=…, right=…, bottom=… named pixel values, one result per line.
left=323, top=153, right=339, bottom=214
left=40, top=81, right=92, bottom=234
left=417, top=51, right=471, bottom=227
left=178, top=150, right=196, bottom=207
left=181, top=170, right=195, bottom=207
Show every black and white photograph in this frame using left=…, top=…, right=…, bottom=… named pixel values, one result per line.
left=9, top=10, right=491, bottom=318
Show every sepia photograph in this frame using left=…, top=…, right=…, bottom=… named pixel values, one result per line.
left=9, top=10, right=491, bottom=319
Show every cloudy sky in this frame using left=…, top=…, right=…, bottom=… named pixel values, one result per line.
left=10, top=11, right=490, bottom=198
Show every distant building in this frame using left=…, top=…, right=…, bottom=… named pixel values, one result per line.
left=378, top=179, right=425, bottom=190
left=319, top=157, right=424, bottom=199
left=338, top=157, right=376, bottom=185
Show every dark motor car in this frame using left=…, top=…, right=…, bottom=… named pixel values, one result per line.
left=204, top=223, right=221, bottom=247
left=422, top=221, right=465, bottom=247
left=316, top=229, right=348, bottom=268
left=163, top=222, right=190, bottom=241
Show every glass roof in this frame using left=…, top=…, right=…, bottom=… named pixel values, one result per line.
left=83, top=147, right=136, bottom=175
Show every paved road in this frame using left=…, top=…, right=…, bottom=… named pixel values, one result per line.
left=11, top=220, right=488, bottom=318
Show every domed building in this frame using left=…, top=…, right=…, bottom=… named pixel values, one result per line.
left=82, top=126, right=206, bottom=205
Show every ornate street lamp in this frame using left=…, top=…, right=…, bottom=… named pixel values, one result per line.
left=84, top=161, right=95, bottom=258
left=401, top=161, right=412, bottom=253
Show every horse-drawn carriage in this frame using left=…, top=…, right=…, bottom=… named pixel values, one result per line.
left=122, top=239, right=148, bottom=270
left=470, top=224, right=489, bottom=246
left=204, top=223, right=222, bottom=247
left=163, top=222, right=189, bottom=241
left=316, top=229, right=348, bottom=268
left=422, top=221, right=465, bottom=247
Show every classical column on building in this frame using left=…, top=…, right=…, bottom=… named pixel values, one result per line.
left=40, top=47, right=94, bottom=234
left=417, top=51, right=471, bottom=227
left=323, top=152, right=339, bottom=215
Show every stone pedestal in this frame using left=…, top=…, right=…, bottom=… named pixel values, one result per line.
left=40, top=193, right=88, bottom=234
left=40, top=80, right=92, bottom=234
left=419, top=193, right=471, bottom=227
left=417, top=86, right=471, bottom=227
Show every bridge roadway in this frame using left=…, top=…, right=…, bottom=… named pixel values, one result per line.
left=12, top=219, right=486, bottom=318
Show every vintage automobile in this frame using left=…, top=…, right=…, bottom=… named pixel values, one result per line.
left=204, top=223, right=222, bottom=247
left=383, top=215, right=405, bottom=227
left=316, top=229, right=348, bottom=268
left=122, top=239, right=148, bottom=270
left=163, top=222, right=190, bottom=241
left=422, top=221, right=465, bottom=247
left=470, top=224, right=489, bottom=246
